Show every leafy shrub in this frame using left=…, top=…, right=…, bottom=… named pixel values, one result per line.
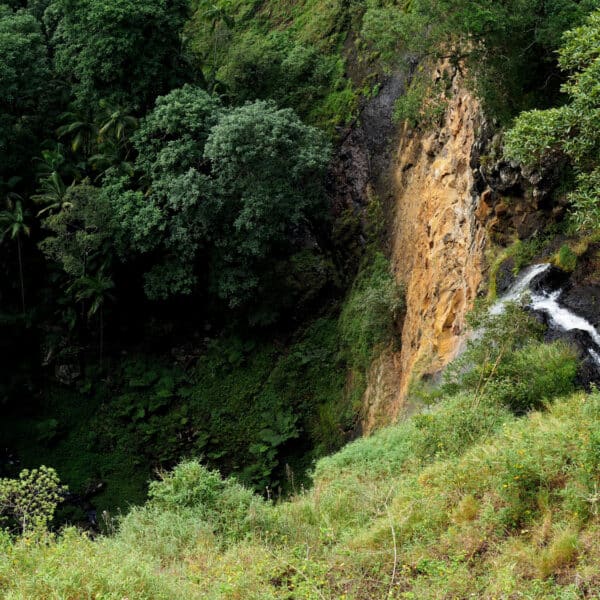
left=440, top=304, right=578, bottom=413
left=0, top=466, right=66, bottom=534
left=393, top=67, right=450, bottom=129
left=505, top=9, right=600, bottom=231
left=489, top=341, right=578, bottom=412
left=411, top=394, right=512, bottom=462
left=147, top=460, right=263, bottom=540
left=554, top=244, right=578, bottom=272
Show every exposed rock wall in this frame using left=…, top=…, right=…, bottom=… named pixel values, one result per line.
left=358, top=71, right=571, bottom=431
left=387, top=79, right=488, bottom=421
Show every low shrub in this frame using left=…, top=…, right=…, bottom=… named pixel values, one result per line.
left=147, top=460, right=264, bottom=541
left=554, top=244, right=578, bottom=272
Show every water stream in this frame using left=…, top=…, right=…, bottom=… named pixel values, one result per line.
left=489, top=263, right=551, bottom=315
left=492, top=263, right=600, bottom=369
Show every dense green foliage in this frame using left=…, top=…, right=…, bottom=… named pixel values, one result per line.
left=363, top=0, right=600, bottom=119
left=0, top=6, right=51, bottom=183
left=1, top=0, right=599, bottom=595
left=1, top=282, right=404, bottom=513
left=186, top=0, right=360, bottom=128
left=505, top=9, right=600, bottom=231
left=0, top=0, right=351, bottom=521
left=339, top=251, right=404, bottom=374
left=50, top=0, right=190, bottom=110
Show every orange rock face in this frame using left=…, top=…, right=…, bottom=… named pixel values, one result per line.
left=388, top=82, right=487, bottom=421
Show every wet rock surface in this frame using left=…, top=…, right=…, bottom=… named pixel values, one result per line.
left=529, top=265, right=570, bottom=293
left=563, top=243, right=600, bottom=329
left=561, top=285, right=600, bottom=329
left=495, top=258, right=517, bottom=296
left=328, top=71, right=409, bottom=214
left=471, top=126, right=568, bottom=241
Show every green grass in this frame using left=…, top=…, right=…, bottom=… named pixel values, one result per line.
left=1, top=291, right=590, bottom=597
left=487, top=236, right=552, bottom=301
left=4, top=386, right=600, bottom=598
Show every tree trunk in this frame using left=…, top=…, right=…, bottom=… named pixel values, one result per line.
left=99, top=304, right=104, bottom=369
left=16, top=236, right=25, bottom=313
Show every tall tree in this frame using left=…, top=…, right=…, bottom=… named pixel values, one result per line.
left=105, top=89, right=331, bottom=323
left=203, top=100, right=331, bottom=316
left=103, top=85, right=222, bottom=300
left=69, top=268, right=115, bottom=365
left=50, top=0, right=191, bottom=111
left=0, top=198, right=31, bottom=313
left=0, top=5, right=51, bottom=186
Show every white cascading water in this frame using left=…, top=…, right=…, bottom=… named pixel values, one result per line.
left=589, top=348, right=600, bottom=367
left=491, top=263, right=600, bottom=368
left=530, top=289, right=600, bottom=347
left=489, top=263, right=552, bottom=315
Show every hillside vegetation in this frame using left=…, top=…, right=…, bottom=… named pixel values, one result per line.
left=0, top=305, right=595, bottom=598
left=2, top=0, right=600, bottom=597
left=3, top=386, right=599, bottom=596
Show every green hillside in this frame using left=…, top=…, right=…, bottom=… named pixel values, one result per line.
left=2, top=0, right=600, bottom=597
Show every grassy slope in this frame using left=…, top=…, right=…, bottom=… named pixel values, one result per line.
left=3, top=388, right=600, bottom=598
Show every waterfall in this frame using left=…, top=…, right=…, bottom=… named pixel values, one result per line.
left=491, top=263, right=600, bottom=372
left=530, top=289, right=600, bottom=347
left=589, top=348, right=600, bottom=368
left=489, top=263, right=551, bottom=315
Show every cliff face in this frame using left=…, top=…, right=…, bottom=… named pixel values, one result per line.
left=345, top=71, right=535, bottom=432
left=386, top=80, right=488, bottom=422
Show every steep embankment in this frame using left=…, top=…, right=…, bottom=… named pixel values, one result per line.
left=389, top=76, right=487, bottom=419
left=330, top=65, right=492, bottom=433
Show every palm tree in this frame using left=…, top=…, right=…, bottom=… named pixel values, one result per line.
left=89, top=140, right=135, bottom=179
left=97, top=101, right=138, bottom=144
left=0, top=197, right=31, bottom=313
left=87, top=102, right=138, bottom=177
left=201, top=2, right=234, bottom=85
left=31, top=171, right=72, bottom=217
left=57, top=109, right=98, bottom=157
left=69, top=268, right=115, bottom=366
left=205, top=2, right=234, bottom=31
